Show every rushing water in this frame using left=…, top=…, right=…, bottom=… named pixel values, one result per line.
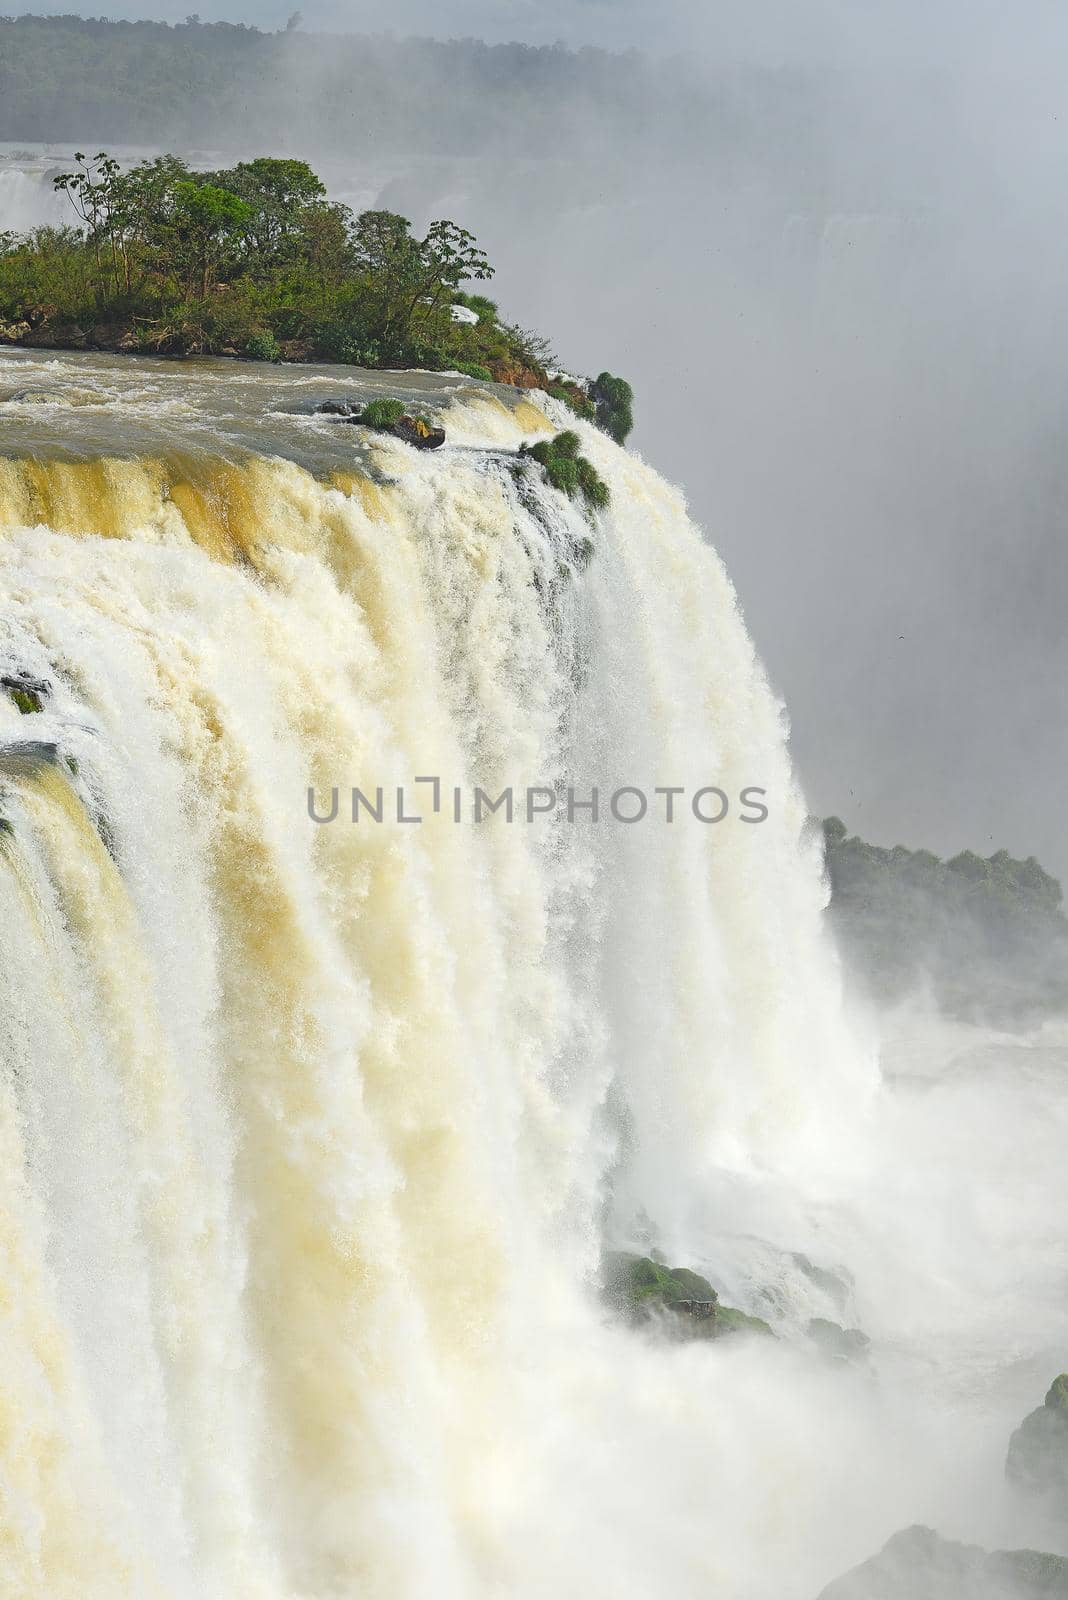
left=0, top=349, right=1065, bottom=1599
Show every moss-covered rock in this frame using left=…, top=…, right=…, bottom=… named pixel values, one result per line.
left=2, top=672, right=48, bottom=714
left=818, top=1525, right=1068, bottom=1599
left=602, top=1252, right=774, bottom=1342
left=1007, top=1375, right=1068, bottom=1502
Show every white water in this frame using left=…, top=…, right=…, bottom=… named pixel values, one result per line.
left=0, top=358, right=1065, bottom=1598
left=0, top=154, right=68, bottom=234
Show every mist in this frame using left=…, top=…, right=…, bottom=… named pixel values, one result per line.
left=3, top=8, right=1068, bottom=1596
left=7, top=1, right=1065, bottom=875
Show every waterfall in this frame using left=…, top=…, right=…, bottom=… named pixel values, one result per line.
left=0, top=166, right=67, bottom=234
left=0, top=369, right=874, bottom=1598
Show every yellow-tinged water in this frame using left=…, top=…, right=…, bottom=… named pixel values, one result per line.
left=0, top=350, right=884, bottom=1600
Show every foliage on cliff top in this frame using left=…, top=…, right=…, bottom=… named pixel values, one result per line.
left=0, top=150, right=555, bottom=381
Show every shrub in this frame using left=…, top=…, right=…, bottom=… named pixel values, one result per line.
left=245, top=330, right=281, bottom=362
left=549, top=382, right=596, bottom=422
left=527, top=431, right=609, bottom=516
left=360, top=397, right=406, bottom=430
left=590, top=371, right=634, bottom=444
left=576, top=457, right=610, bottom=510
left=453, top=361, right=493, bottom=381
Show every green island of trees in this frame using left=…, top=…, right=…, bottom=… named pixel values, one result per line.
left=0, top=149, right=630, bottom=424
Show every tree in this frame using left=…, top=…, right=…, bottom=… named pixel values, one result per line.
left=168, top=181, right=252, bottom=298
left=208, top=157, right=327, bottom=273
left=350, top=209, right=493, bottom=355
left=53, top=151, right=128, bottom=301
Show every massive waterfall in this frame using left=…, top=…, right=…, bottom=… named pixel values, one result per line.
left=5, top=350, right=1062, bottom=1600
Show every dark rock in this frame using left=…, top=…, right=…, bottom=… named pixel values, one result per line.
left=1007, top=1376, right=1068, bottom=1502
left=817, top=1526, right=1068, bottom=1599
left=2, top=672, right=49, bottom=714
left=808, top=1317, right=870, bottom=1364
left=24, top=322, right=88, bottom=350
left=315, top=399, right=360, bottom=416
left=392, top=415, right=446, bottom=450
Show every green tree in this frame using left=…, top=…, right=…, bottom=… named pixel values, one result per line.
left=53, top=151, right=128, bottom=301
left=169, top=181, right=252, bottom=298
left=350, top=209, right=493, bottom=357
left=208, top=157, right=328, bottom=273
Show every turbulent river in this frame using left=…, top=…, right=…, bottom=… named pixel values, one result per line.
left=0, top=348, right=1065, bottom=1599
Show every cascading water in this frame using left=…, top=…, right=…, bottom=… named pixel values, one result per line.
left=1, top=350, right=1065, bottom=1600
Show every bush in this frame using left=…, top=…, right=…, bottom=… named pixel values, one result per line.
left=590, top=371, right=634, bottom=444
left=576, top=457, right=610, bottom=510
left=549, top=382, right=596, bottom=422
left=360, top=397, right=406, bottom=430
left=245, top=330, right=281, bottom=362
left=527, top=431, right=610, bottom=516
left=453, top=361, right=493, bottom=381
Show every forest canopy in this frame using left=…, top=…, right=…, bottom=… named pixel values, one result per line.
left=0, top=15, right=713, bottom=152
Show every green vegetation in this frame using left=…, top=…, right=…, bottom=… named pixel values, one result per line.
left=2, top=676, right=46, bottom=715
left=590, top=371, right=634, bottom=444
left=527, top=431, right=610, bottom=513
left=360, top=397, right=407, bottom=430
left=823, top=817, right=1068, bottom=1021
left=548, top=381, right=597, bottom=422
left=602, top=1252, right=773, bottom=1341
left=0, top=150, right=559, bottom=380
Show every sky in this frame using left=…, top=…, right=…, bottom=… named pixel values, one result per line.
left=6, top=0, right=1068, bottom=879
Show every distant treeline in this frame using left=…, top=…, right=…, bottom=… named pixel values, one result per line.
left=823, top=817, right=1068, bottom=1022
left=0, top=15, right=714, bottom=153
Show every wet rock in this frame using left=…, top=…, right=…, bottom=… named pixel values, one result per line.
left=817, top=1525, right=1068, bottom=1599
left=392, top=415, right=445, bottom=451
left=807, top=1317, right=870, bottom=1364
left=316, top=397, right=446, bottom=448
left=3, top=387, right=54, bottom=405
left=1007, top=1375, right=1068, bottom=1503
left=314, top=398, right=360, bottom=416
left=2, top=672, right=49, bottom=714
left=0, top=320, right=31, bottom=344
left=602, top=1252, right=774, bottom=1342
